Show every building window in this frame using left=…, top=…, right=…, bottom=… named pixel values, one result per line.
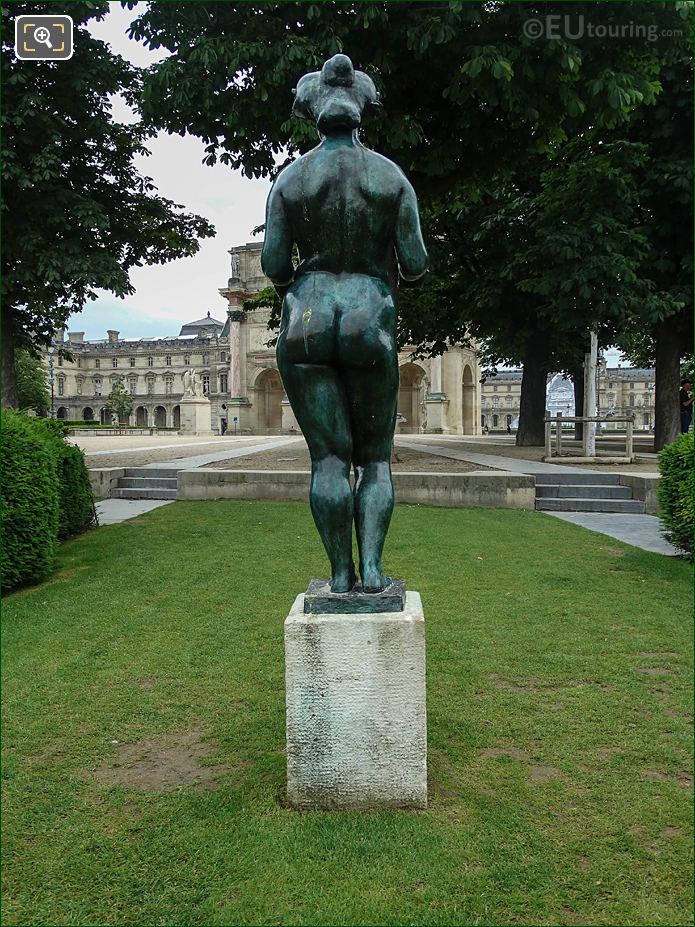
left=202, top=374, right=210, bottom=395
left=203, top=353, right=210, bottom=366
left=608, top=381, right=614, bottom=389
left=95, top=359, right=100, bottom=369
left=219, top=373, right=228, bottom=393
left=629, top=394, right=635, bottom=407
left=165, top=377, right=173, bottom=395
left=76, top=379, right=83, bottom=396
left=147, top=356, right=154, bottom=367
left=492, top=385, right=498, bottom=392
left=492, top=414, right=499, bottom=428
left=95, top=378, right=102, bottom=396
left=57, top=353, right=63, bottom=367
left=506, top=396, right=513, bottom=407
left=165, top=355, right=172, bottom=366
left=77, top=357, right=82, bottom=368
left=506, top=385, right=511, bottom=392
left=643, top=413, right=650, bottom=429
left=129, top=357, right=135, bottom=367
left=220, top=352, right=227, bottom=363
left=629, top=382, right=635, bottom=389
left=57, top=378, right=64, bottom=397
left=492, top=397, right=499, bottom=409
left=184, top=355, right=190, bottom=365
left=112, top=358, right=118, bottom=368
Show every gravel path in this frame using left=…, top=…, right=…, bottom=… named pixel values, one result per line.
left=204, top=445, right=492, bottom=472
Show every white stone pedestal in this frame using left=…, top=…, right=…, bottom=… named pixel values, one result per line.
left=178, top=396, right=212, bottom=436
left=425, top=395, right=449, bottom=434
left=284, top=591, right=427, bottom=810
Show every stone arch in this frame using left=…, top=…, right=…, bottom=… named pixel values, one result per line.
left=56, top=406, right=68, bottom=420
left=462, top=364, right=476, bottom=435
left=398, top=362, right=427, bottom=434
left=254, top=368, right=283, bottom=434
left=154, top=405, right=166, bottom=428
left=173, top=405, right=181, bottom=429
left=82, top=406, right=94, bottom=421
left=135, top=405, right=148, bottom=427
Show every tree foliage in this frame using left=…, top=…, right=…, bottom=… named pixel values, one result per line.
left=15, top=349, right=50, bottom=415
left=105, top=376, right=134, bottom=423
left=1, top=1, right=216, bottom=407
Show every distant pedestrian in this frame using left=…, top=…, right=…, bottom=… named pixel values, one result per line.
left=220, top=418, right=228, bottom=435
left=482, top=424, right=489, bottom=435
left=506, top=423, right=512, bottom=435
left=680, top=379, right=693, bottom=434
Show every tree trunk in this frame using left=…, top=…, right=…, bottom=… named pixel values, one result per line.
left=654, top=319, right=681, bottom=451
left=2, top=308, right=18, bottom=409
left=572, top=366, right=584, bottom=442
left=516, top=333, right=550, bottom=446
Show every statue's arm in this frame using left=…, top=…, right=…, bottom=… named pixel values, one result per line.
left=394, top=180, right=428, bottom=282
left=261, top=181, right=294, bottom=288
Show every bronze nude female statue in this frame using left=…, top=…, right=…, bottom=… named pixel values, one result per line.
left=262, top=54, right=428, bottom=595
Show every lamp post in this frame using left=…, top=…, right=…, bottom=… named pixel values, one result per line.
left=48, top=344, right=55, bottom=418
left=646, top=382, right=655, bottom=432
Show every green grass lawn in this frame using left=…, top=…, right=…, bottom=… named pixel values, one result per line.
left=2, top=502, right=692, bottom=926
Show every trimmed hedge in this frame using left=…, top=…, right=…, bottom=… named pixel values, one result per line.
left=2, top=411, right=60, bottom=591
left=657, top=432, right=693, bottom=557
left=2, top=412, right=96, bottom=592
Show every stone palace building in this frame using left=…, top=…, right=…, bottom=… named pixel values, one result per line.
left=48, top=242, right=482, bottom=436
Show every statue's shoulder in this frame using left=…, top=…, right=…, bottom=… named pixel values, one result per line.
left=361, top=146, right=413, bottom=192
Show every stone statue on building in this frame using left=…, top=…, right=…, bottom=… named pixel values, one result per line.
left=230, top=251, right=241, bottom=279
left=262, top=54, right=428, bottom=595
left=183, top=368, right=203, bottom=398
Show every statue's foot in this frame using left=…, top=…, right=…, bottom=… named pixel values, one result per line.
left=361, top=566, right=388, bottom=593
left=330, top=564, right=356, bottom=594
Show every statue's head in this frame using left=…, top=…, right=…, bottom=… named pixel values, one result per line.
left=292, top=54, right=380, bottom=133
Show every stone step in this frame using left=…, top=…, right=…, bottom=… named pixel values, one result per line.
left=535, top=472, right=621, bottom=485
left=123, top=467, right=181, bottom=479
left=112, top=488, right=178, bottom=500
left=536, top=498, right=645, bottom=514
left=535, top=484, right=633, bottom=500
left=118, top=477, right=178, bottom=490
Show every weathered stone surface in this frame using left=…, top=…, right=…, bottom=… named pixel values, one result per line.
left=284, top=590, right=427, bottom=810
left=304, top=578, right=405, bottom=614
left=176, top=467, right=536, bottom=508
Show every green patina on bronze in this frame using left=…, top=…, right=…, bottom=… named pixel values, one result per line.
left=262, top=54, right=428, bottom=595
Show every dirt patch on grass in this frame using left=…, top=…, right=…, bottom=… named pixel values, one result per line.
left=634, top=667, right=676, bottom=677
left=94, top=728, right=228, bottom=792
left=478, top=745, right=560, bottom=786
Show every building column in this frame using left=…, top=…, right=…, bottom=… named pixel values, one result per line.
left=425, top=354, right=448, bottom=433
left=227, top=309, right=244, bottom=399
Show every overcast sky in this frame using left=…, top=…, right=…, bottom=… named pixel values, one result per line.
left=70, top=3, right=625, bottom=365
left=70, top=3, right=271, bottom=340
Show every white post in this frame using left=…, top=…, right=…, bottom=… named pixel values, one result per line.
left=583, top=331, right=598, bottom=457
left=545, top=414, right=552, bottom=459
left=626, top=414, right=634, bottom=461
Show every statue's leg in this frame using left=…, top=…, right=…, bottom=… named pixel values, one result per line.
left=343, top=361, right=398, bottom=593
left=280, top=361, right=356, bottom=593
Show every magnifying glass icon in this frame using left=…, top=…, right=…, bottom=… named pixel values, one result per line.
left=34, top=26, right=53, bottom=49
